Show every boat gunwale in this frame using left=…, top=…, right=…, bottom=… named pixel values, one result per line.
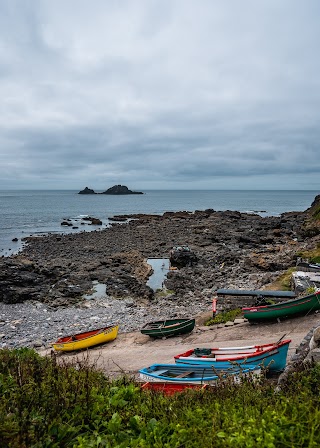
left=139, top=364, right=261, bottom=382
left=174, top=339, right=291, bottom=362
left=141, top=319, right=195, bottom=336
left=53, top=325, right=119, bottom=345
left=242, top=291, right=320, bottom=312
left=141, top=318, right=195, bottom=330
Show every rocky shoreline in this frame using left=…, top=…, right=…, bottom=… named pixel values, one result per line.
left=1, top=195, right=320, bottom=350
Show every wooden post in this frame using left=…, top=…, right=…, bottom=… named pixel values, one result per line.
left=212, top=296, right=217, bottom=317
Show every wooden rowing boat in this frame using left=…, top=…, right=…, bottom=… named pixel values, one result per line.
left=139, top=363, right=261, bottom=384
left=242, top=291, right=320, bottom=321
left=140, top=318, right=195, bottom=338
left=141, top=382, right=208, bottom=395
left=174, top=339, right=291, bottom=373
left=52, top=325, right=119, bottom=352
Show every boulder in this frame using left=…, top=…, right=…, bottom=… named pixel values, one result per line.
left=169, top=246, right=198, bottom=267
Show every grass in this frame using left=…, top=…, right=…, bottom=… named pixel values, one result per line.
left=296, top=245, right=320, bottom=264
left=155, top=289, right=175, bottom=296
left=1, top=348, right=320, bottom=447
left=268, top=267, right=297, bottom=291
left=204, top=308, right=242, bottom=326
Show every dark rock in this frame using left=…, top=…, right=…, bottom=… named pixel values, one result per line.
left=1, top=194, right=319, bottom=308
left=100, top=185, right=143, bottom=195
left=78, top=187, right=96, bottom=194
left=108, top=217, right=128, bottom=222
left=169, top=246, right=198, bottom=267
left=82, top=217, right=102, bottom=225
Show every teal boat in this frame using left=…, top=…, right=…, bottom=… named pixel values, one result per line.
left=139, top=363, right=261, bottom=384
left=242, top=291, right=320, bottom=321
left=141, top=318, right=195, bottom=338
left=174, top=339, right=291, bottom=373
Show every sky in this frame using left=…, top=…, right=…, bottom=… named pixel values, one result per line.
left=0, top=0, right=320, bottom=191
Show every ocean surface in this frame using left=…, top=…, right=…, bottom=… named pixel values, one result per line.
left=0, top=190, right=318, bottom=256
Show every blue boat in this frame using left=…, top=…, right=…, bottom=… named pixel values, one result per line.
left=174, top=339, right=291, bottom=373
left=139, top=363, right=261, bottom=384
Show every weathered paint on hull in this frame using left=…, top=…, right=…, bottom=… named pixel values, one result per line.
left=52, top=325, right=119, bottom=351
left=175, top=340, right=290, bottom=372
left=139, top=363, right=261, bottom=384
left=141, top=319, right=195, bottom=338
left=242, top=292, right=320, bottom=321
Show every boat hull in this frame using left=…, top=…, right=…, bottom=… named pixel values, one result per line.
left=52, top=325, right=119, bottom=351
left=139, top=363, right=261, bottom=384
left=141, top=318, right=195, bottom=338
left=141, top=382, right=208, bottom=395
left=242, top=291, right=320, bottom=321
left=174, top=340, right=290, bottom=373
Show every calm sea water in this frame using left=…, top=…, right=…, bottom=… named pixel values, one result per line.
left=0, top=190, right=318, bottom=256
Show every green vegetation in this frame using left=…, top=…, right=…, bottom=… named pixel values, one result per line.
left=277, top=267, right=296, bottom=290
left=296, top=246, right=320, bottom=264
left=306, top=286, right=317, bottom=295
left=265, top=267, right=296, bottom=291
left=1, top=348, right=320, bottom=447
left=204, top=308, right=242, bottom=326
left=302, top=204, right=320, bottom=236
left=311, top=203, right=320, bottom=221
left=155, top=289, right=175, bottom=296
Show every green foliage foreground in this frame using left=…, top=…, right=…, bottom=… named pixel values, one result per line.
left=1, top=349, right=320, bottom=447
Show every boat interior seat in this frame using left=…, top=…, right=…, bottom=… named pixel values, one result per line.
left=156, top=369, right=169, bottom=376
left=175, top=371, right=193, bottom=378
left=215, top=354, right=244, bottom=360
left=212, top=348, right=256, bottom=355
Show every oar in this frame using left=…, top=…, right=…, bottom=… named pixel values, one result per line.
left=275, top=334, right=286, bottom=344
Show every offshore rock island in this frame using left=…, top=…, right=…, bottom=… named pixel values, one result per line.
left=78, top=185, right=144, bottom=195
left=0, top=194, right=320, bottom=350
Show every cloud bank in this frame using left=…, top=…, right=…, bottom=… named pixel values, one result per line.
left=0, top=0, right=319, bottom=190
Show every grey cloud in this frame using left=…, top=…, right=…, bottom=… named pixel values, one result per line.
left=0, top=0, right=319, bottom=189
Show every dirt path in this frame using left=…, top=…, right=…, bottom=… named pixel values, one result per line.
left=40, top=312, right=320, bottom=380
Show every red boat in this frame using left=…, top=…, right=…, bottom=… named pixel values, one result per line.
left=141, top=381, right=208, bottom=395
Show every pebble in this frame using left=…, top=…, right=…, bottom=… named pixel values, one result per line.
left=0, top=293, right=207, bottom=350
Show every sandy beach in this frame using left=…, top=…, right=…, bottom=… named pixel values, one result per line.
left=39, top=311, right=320, bottom=380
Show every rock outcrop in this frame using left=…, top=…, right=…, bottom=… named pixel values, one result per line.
left=78, top=185, right=144, bottom=195
left=101, top=185, right=143, bottom=195
left=1, top=195, right=320, bottom=306
left=169, top=246, right=198, bottom=267
left=302, top=194, right=320, bottom=237
left=78, top=187, right=96, bottom=194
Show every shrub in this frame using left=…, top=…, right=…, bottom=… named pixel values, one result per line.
left=205, top=308, right=242, bottom=326
left=1, top=349, right=320, bottom=447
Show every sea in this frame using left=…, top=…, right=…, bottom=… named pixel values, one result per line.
left=0, top=190, right=318, bottom=257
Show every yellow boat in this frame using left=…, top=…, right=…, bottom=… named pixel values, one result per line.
left=52, top=325, right=119, bottom=352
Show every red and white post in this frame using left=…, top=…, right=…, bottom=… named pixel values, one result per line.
left=212, top=296, right=217, bottom=317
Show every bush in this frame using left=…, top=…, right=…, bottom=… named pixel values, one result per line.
left=205, top=308, right=242, bottom=326
left=1, top=349, right=320, bottom=447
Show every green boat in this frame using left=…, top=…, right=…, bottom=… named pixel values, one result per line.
left=242, top=291, right=320, bottom=321
left=141, top=318, right=195, bottom=338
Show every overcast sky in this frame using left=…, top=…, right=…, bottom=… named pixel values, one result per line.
left=0, top=0, right=319, bottom=190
